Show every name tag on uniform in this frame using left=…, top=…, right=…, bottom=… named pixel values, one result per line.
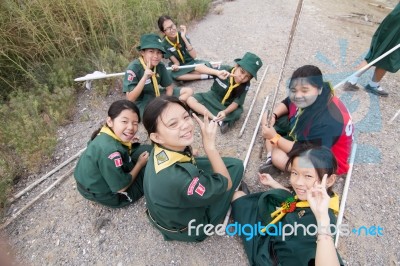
left=145, top=79, right=151, bottom=85
left=169, top=47, right=176, bottom=52
left=216, top=78, right=228, bottom=89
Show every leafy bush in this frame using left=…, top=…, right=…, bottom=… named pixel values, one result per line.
left=0, top=0, right=211, bottom=213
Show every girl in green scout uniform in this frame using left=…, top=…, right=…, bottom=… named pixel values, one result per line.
left=158, top=15, right=211, bottom=81
left=232, top=145, right=343, bottom=266
left=142, top=96, right=243, bottom=242
left=122, top=33, right=193, bottom=116
left=186, top=52, right=262, bottom=134
left=260, top=65, right=353, bottom=176
left=74, top=100, right=151, bottom=208
left=342, top=2, right=400, bottom=96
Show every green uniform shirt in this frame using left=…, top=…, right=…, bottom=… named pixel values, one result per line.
left=143, top=145, right=243, bottom=242
left=162, top=32, right=195, bottom=65
left=74, top=132, right=149, bottom=208
left=161, top=33, right=211, bottom=79
left=193, top=65, right=250, bottom=125
left=232, top=189, right=344, bottom=266
left=122, top=59, right=173, bottom=114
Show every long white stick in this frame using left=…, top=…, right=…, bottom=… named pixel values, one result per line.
left=238, top=65, right=269, bottom=137
left=243, top=95, right=270, bottom=169
left=335, top=143, right=357, bottom=248
left=334, top=43, right=400, bottom=89
left=389, top=108, right=400, bottom=124
left=74, top=62, right=222, bottom=82
left=1, top=166, right=75, bottom=230
left=8, top=148, right=85, bottom=203
left=222, top=95, right=271, bottom=228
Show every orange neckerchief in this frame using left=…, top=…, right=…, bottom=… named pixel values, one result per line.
left=221, top=68, right=240, bottom=104
left=139, top=56, right=160, bottom=97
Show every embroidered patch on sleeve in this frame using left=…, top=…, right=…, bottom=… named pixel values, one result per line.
left=195, top=183, right=206, bottom=196
left=187, top=177, right=199, bottom=195
left=114, top=158, right=123, bottom=167
left=108, top=152, right=121, bottom=160
left=156, top=150, right=169, bottom=165
left=126, top=70, right=136, bottom=82
left=108, top=152, right=123, bottom=167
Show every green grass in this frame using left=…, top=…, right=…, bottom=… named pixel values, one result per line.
left=0, top=0, right=212, bottom=213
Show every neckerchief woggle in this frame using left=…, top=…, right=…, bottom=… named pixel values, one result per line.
left=153, top=144, right=195, bottom=173
left=139, top=56, right=160, bottom=97
left=166, top=33, right=185, bottom=63
left=221, top=68, right=240, bottom=105
left=100, top=126, right=132, bottom=153
left=261, top=193, right=339, bottom=233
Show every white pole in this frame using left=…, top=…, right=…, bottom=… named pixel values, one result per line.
left=238, top=65, right=269, bottom=137
left=243, top=95, right=270, bottom=169
left=334, top=43, right=400, bottom=89
left=221, top=95, right=270, bottom=229
left=335, top=143, right=357, bottom=248
left=73, top=62, right=222, bottom=82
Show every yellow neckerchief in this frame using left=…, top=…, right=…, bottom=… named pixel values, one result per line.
left=153, top=144, right=195, bottom=173
left=261, top=193, right=339, bottom=233
left=288, top=108, right=304, bottom=141
left=221, top=68, right=240, bottom=105
left=165, top=33, right=185, bottom=63
left=139, top=56, right=160, bottom=97
left=100, top=126, right=132, bottom=153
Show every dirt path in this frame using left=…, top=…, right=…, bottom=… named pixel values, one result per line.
left=3, top=0, right=400, bottom=265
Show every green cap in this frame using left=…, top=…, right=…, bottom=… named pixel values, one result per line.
left=234, top=52, right=263, bottom=79
left=136, top=33, right=166, bottom=54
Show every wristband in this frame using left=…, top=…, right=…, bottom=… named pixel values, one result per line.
left=269, top=133, right=281, bottom=145
left=187, top=46, right=194, bottom=51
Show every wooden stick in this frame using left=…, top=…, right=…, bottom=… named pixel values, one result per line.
left=335, top=143, right=357, bottom=248
left=368, top=3, right=394, bottom=10
left=238, top=65, right=269, bottom=137
left=266, top=0, right=304, bottom=123
left=8, top=148, right=85, bottom=203
left=1, top=166, right=75, bottom=230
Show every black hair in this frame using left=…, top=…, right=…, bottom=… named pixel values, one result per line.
left=90, top=100, right=140, bottom=140
left=288, top=65, right=334, bottom=139
left=142, top=95, right=189, bottom=138
left=285, top=144, right=338, bottom=192
left=157, top=15, right=173, bottom=32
